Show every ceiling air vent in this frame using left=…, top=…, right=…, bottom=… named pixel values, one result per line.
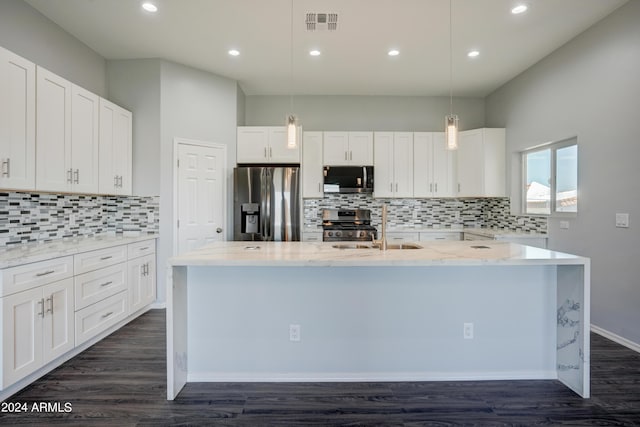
left=305, top=13, right=338, bottom=31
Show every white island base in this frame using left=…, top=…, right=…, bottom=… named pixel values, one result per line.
left=167, top=242, right=590, bottom=400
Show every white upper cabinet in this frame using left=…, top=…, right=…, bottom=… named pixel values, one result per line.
left=456, top=128, right=505, bottom=197
left=237, top=126, right=300, bottom=164
left=302, top=131, right=323, bottom=198
left=374, top=132, right=413, bottom=198
left=36, top=67, right=100, bottom=194
left=413, top=132, right=455, bottom=197
left=99, top=98, right=132, bottom=195
left=0, top=47, right=35, bottom=191
left=323, top=131, right=373, bottom=166
left=36, top=66, right=72, bottom=192
left=70, top=84, right=100, bottom=194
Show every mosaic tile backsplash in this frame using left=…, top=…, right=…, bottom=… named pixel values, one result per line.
left=0, top=192, right=159, bottom=246
left=304, top=194, right=547, bottom=232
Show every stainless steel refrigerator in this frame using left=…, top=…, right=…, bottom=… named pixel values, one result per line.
left=234, top=167, right=300, bottom=241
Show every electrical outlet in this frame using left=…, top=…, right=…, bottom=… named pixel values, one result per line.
left=517, top=217, right=525, bottom=225
left=615, top=213, right=629, bottom=228
left=69, top=213, right=76, bottom=227
left=560, top=221, right=569, bottom=230
left=463, top=323, right=474, bottom=339
left=147, top=212, right=155, bottom=224
left=412, top=210, right=419, bottom=220
left=289, top=324, right=301, bottom=342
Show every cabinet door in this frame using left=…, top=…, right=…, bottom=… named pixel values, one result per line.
left=413, top=132, right=433, bottom=197
left=42, top=278, right=74, bottom=364
left=302, top=131, right=323, bottom=198
left=393, top=132, right=414, bottom=197
left=432, top=132, right=455, bottom=197
left=373, top=132, right=394, bottom=197
left=128, top=254, right=155, bottom=314
left=456, top=129, right=484, bottom=197
left=113, top=106, right=132, bottom=195
left=2, top=287, right=43, bottom=388
left=36, top=67, right=72, bottom=192
left=71, top=85, right=99, bottom=194
left=268, top=127, right=300, bottom=163
left=323, top=132, right=349, bottom=165
left=0, top=47, right=35, bottom=191
left=237, top=127, right=269, bottom=163
left=348, top=132, right=373, bottom=165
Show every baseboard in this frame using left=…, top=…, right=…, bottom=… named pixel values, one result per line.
left=187, top=370, right=557, bottom=383
left=591, top=324, right=640, bottom=354
left=150, top=301, right=166, bottom=309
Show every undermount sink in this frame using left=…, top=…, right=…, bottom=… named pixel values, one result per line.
left=331, top=243, right=422, bottom=250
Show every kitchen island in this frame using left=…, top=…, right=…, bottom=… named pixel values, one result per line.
left=167, top=241, right=590, bottom=399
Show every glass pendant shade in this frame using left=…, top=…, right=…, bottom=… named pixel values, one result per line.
left=445, top=114, right=459, bottom=150
left=286, top=114, right=298, bottom=149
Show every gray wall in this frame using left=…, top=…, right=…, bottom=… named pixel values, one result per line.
left=237, top=84, right=246, bottom=126
left=107, top=59, right=162, bottom=197
left=0, top=0, right=107, bottom=96
left=485, top=1, right=640, bottom=345
left=246, top=95, right=485, bottom=131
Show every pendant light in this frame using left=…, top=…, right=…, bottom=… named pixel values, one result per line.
left=445, top=0, right=459, bottom=150
left=286, top=0, right=298, bottom=149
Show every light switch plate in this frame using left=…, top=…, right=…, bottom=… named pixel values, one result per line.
left=615, top=213, right=629, bottom=228
left=560, top=221, right=569, bottom=229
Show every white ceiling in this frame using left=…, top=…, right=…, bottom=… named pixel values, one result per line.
left=25, top=0, right=627, bottom=97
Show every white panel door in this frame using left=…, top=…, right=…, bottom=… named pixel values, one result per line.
left=0, top=47, right=35, bottom=191
left=113, top=107, right=132, bottom=195
left=456, top=129, right=484, bottom=197
left=268, top=127, right=300, bottom=163
left=36, top=67, right=72, bottom=192
left=348, top=132, right=374, bottom=165
left=42, top=278, right=74, bottom=364
left=413, top=132, right=433, bottom=197
left=432, top=132, right=455, bottom=197
left=237, top=127, right=268, bottom=163
left=177, top=143, right=226, bottom=254
left=128, top=254, right=155, bottom=314
left=373, top=132, right=394, bottom=197
left=98, top=98, right=116, bottom=194
left=323, top=132, right=349, bottom=165
left=71, top=85, right=99, bottom=194
left=2, top=287, right=43, bottom=388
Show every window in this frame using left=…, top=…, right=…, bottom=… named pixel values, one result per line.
left=523, top=138, right=577, bottom=215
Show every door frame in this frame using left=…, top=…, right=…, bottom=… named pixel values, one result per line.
left=172, top=138, right=228, bottom=256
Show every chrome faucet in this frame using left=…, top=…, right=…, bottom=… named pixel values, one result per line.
left=372, top=204, right=388, bottom=251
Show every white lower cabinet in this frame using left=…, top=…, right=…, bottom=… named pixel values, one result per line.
left=128, top=254, right=156, bottom=314
left=419, top=232, right=462, bottom=241
left=75, top=290, right=128, bottom=346
left=2, top=277, right=74, bottom=388
left=0, top=237, right=157, bottom=393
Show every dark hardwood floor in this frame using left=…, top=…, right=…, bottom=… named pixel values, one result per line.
left=1, top=309, right=639, bottom=426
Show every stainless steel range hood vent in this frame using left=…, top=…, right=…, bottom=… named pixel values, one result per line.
left=305, top=13, right=338, bottom=31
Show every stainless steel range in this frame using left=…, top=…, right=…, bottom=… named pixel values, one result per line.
left=322, top=209, right=378, bottom=242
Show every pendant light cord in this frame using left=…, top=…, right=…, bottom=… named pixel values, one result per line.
left=449, top=0, right=453, bottom=115
left=290, top=0, right=294, bottom=114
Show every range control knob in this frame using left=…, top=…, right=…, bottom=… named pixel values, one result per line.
left=327, top=231, right=333, bottom=237
left=335, top=231, right=342, bottom=237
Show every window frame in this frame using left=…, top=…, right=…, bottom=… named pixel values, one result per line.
left=522, top=137, right=577, bottom=218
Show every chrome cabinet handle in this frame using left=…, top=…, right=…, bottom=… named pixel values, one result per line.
left=73, top=169, right=79, bottom=184
left=100, top=256, right=113, bottom=261
left=100, top=281, right=113, bottom=287
left=269, top=147, right=272, bottom=158
left=395, top=183, right=398, bottom=192
left=118, top=176, right=123, bottom=188
left=458, top=183, right=461, bottom=192
left=67, top=168, right=73, bottom=184
left=344, top=151, right=348, bottom=161
left=36, top=270, right=55, bottom=277
left=46, top=296, right=53, bottom=314
left=114, top=175, right=118, bottom=187
left=139, top=247, right=149, bottom=251
left=264, top=147, right=267, bottom=158
left=389, top=183, right=393, bottom=192
left=38, top=298, right=45, bottom=318
left=101, top=311, right=114, bottom=319
left=435, top=183, right=438, bottom=193
left=1, top=158, right=9, bottom=177
left=349, top=151, right=353, bottom=161
left=318, top=183, right=321, bottom=193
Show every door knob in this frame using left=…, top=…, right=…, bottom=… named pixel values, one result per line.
left=216, top=228, right=223, bottom=233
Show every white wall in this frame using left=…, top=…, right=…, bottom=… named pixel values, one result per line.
left=107, top=59, right=162, bottom=197
left=0, top=0, right=106, bottom=97
left=485, top=1, right=640, bottom=345
left=246, top=95, right=485, bottom=131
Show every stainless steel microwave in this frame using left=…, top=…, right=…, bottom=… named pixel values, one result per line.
left=323, top=166, right=373, bottom=193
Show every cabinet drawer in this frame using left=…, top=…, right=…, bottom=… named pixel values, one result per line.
left=0, top=256, right=73, bottom=297
left=74, top=263, right=127, bottom=310
left=74, top=245, right=127, bottom=275
left=419, top=232, right=462, bottom=241
left=302, top=232, right=323, bottom=242
left=386, top=232, right=420, bottom=243
left=463, top=232, right=494, bottom=241
left=75, top=290, right=128, bottom=346
left=127, top=239, right=156, bottom=259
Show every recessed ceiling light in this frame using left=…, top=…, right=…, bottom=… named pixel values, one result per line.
left=309, top=49, right=321, bottom=57
left=388, top=49, right=400, bottom=57
left=228, top=49, right=240, bottom=57
left=511, top=4, right=528, bottom=14
left=142, top=2, right=158, bottom=12
left=467, top=50, right=480, bottom=58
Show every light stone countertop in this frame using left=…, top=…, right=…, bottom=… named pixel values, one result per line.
left=386, top=226, right=547, bottom=239
left=0, top=233, right=159, bottom=269
left=169, top=240, right=586, bottom=268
